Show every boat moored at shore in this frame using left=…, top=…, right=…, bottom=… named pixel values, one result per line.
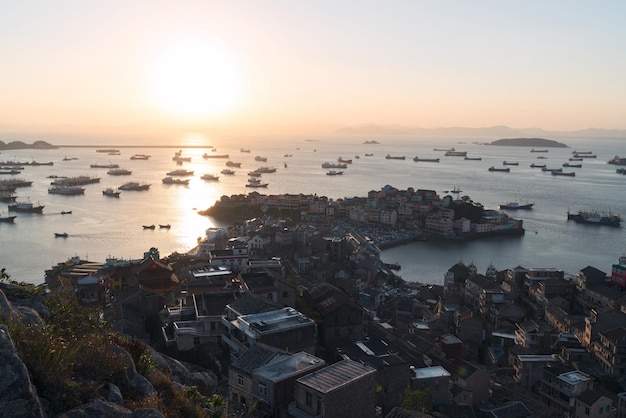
left=567, top=210, right=621, bottom=226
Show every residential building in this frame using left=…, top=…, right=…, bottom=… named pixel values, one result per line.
left=574, top=390, right=616, bottom=418
left=446, top=359, right=490, bottom=407
left=222, top=307, right=317, bottom=357
left=288, top=360, right=376, bottom=418
left=591, top=326, right=626, bottom=377
left=410, top=366, right=452, bottom=406
left=539, top=365, right=594, bottom=416
left=511, top=354, right=559, bottom=388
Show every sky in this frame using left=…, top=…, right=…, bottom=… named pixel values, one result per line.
left=1, top=1, right=625, bottom=140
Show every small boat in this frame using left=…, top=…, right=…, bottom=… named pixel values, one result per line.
left=142, top=225, right=155, bottom=229
left=102, top=187, right=121, bottom=197
left=96, top=148, right=119, bottom=153
left=225, top=161, right=242, bottom=168
left=536, top=156, right=548, bottom=159
left=322, top=162, right=348, bottom=169
left=573, top=154, right=597, bottom=159
left=542, top=167, right=562, bottom=173
left=91, top=162, right=120, bottom=169
left=130, top=154, right=150, bottom=160
left=61, top=211, right=72, bottom=215
left=531, top=149, right=548, bottom=153
left=530, top=163, right=546, bottom=168
left=413, top=157, right=440, bottom=162
left=54, top=232, right=68, bottom=238
left=202, top=153, right=228, bottom=159
left=499, top=201, right=534, bottom=210
left=255, top=156, right=268, bottom=162
left=464, top=156, right=482, bottom=161
left=572, top=150, right=594, bottom=155
left=364, top=153, right=374, bottom=156
left=337, top=157, right=352, bottom=164
left=488, top=167, right=510, bottom=172
left=385, top=154, right=406, bottom=160
left=563, top=163, right=582, bottom=168
left=255, top=167, right=277, bottom=173
left=434, top=147, right=455, bottom=152
left=503, top=161, right=519, bottom=166
left=284, top=154, right=293, bottom=157
left=326, top=170, right=343, bottom=175
left=221, top=169, right=235, bottom=175
left=0, top=214, right=17, bottom=223
left=62, top=156, right=79, bottom=161
left=240, top=148, right=251, bottom=153
left=616, top=168, right=626, bottom=174
left=159, top=224, right=171, bottom=229
left=569, top=157, right=584, bottom=161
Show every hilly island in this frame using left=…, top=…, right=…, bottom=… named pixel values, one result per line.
left=488, top=137, right=568, bottom=147
left=0, top=140, right=58, bottom=150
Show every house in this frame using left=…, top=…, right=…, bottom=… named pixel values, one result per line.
left=514, top=320, right=557, bottom=350
left=582, top=308, right=626, bottom=349
left=208, top=240, right=249, bottom=273
left=335, top=339, right=409, bottom=414
left=288, top=359, right=376, bottom=418
left=301, top=282, right=365, bottom=348
left=222, top=307, right=317, bottom=357
left=538, top=364, right=594, bottom=416
left=228, top=344, right=326, bottom=417
left=591, top=326, right=626, bottom=377
left=446, top=358, right=490, bottom=407
left=132, top=256, right=180, bottom=297
left=574, top=390, right=617, bottom=418
left=410, top=366, right=452, bottom=406
left=511, top=353, right=559, bottom=388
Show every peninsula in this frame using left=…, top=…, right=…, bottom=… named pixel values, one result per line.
left=488, top=137, right=568, bottom=147
left=0, top=140, right=58, bottom=150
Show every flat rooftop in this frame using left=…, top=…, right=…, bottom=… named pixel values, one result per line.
left=560, top=370, right=592, bottom=385
left=517, top=354, right=559, bottom=362
left=234, top=307, right=315, bottom=337
left=412, top=366, right=451, bottom=379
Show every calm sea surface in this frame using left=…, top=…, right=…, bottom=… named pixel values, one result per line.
left=1, top=135, right=624, bottom=285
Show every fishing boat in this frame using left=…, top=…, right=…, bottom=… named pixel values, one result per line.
left=255, top=156, right=268, bottom=162
left=162, top=176, right=190, bottom=185
left=225, top=161, right=242, bottom=168
left=91, top=162, right=120, bottom=169
left=444, top=150, right=467, bottom=157
left=118, top=182, right=151, bottom=191
left=201, top=173, right=220, bottom=181
left=337, top=157, right=352, bottom=164
left=61, top=211, right=72, bottom=215
left=530, top=163, right=546, bottom=168
left=413, top=157, right=440, bottom=162
left=464, top=156, right=482, bottom=161
left=9, top=200, right=44, bottom=213
left=255, top=167, right=277, bottom=173
left=202, top=153, right=228, bottom=159
left=166, top=169, right=194, bottom=176
left=54, top=232, right=68, bottom=238
left=563, top=163, right=582, bottom=168
left=322, top=162, right=348, bottom=169
left=567, top=210, right=621, bottom=226
left=530, top=149, right=548, bottom=153
left=107, top=168, right=132, bottom=175
left=51, top=176, right=100, bottom=186
left=326, top=170, right=344, bottom=175
left=221, top=169, right=235, bottom=175
left=385, top=154, right=406, bottom=160
left=102, top=187, right=121, bottom=197
left=498, top=201, right=534, bottom=210
left=159, top=224, right=171, bottom=229
left=569, top=157, right=583, bottom=161
left=541, top=167, right=562, bottom=173
left=240, top=148, right=251, bottom=153
left=552, top=171, right=575, bottom=177
left=503, top=161, right=519, bottom=166
left=48, top=185, right=85, bottom=195
left=142, top=225, right=155, bottom=229
left=130, top=154, right=150, bottom=160
left=96, top=148, right=119, bottom=153
left=488, top=167, right=510, bottom=172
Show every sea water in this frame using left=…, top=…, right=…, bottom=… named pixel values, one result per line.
left=0, top=134, right=624, bottom=285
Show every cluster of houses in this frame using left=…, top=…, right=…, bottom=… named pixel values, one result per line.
left=208, top=185, right=524, bottom=238
left=43, top=211, right=626, bottom=417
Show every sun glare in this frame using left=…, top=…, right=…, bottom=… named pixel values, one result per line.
left=150, top=39, right=242, bottom=119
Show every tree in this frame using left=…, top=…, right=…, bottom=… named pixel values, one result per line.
left=402, top=387, right=433, bottom=413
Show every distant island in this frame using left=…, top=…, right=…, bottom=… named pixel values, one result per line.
left=363, top=140, right=380, bottom=144
left=0, top=140, right=58, bottom=150
left=488, top=138, right=568, bottom=148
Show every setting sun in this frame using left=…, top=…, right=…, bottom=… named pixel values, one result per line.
left=149, top=38, right=243, bottom=119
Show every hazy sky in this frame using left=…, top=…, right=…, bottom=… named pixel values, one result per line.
left=1, top=1, right=625, bottom=136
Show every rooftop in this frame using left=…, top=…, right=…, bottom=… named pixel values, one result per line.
left=412, top=366, right=451, bottom=379
left=254, top=352, right=325, bottom=382
left=296, top=359, right=375, bottom=394
left=234, top=307, right=315, bottom=337
left=559, top=370, right=592, bottom=385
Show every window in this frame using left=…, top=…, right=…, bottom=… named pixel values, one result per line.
left=585, top=406, right=590, bottom=415
left=193, top=337, right=200, bottom=346
left=237, top=375, right=244, bottom=387
left=259, top=383, right=267, bottom=396
left=305, top=392, right=312, bottom=407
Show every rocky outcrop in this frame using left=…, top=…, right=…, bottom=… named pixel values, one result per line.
left=0, top=325, right=46, bottom=418
left=0, top=287, right=223, bottom=417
